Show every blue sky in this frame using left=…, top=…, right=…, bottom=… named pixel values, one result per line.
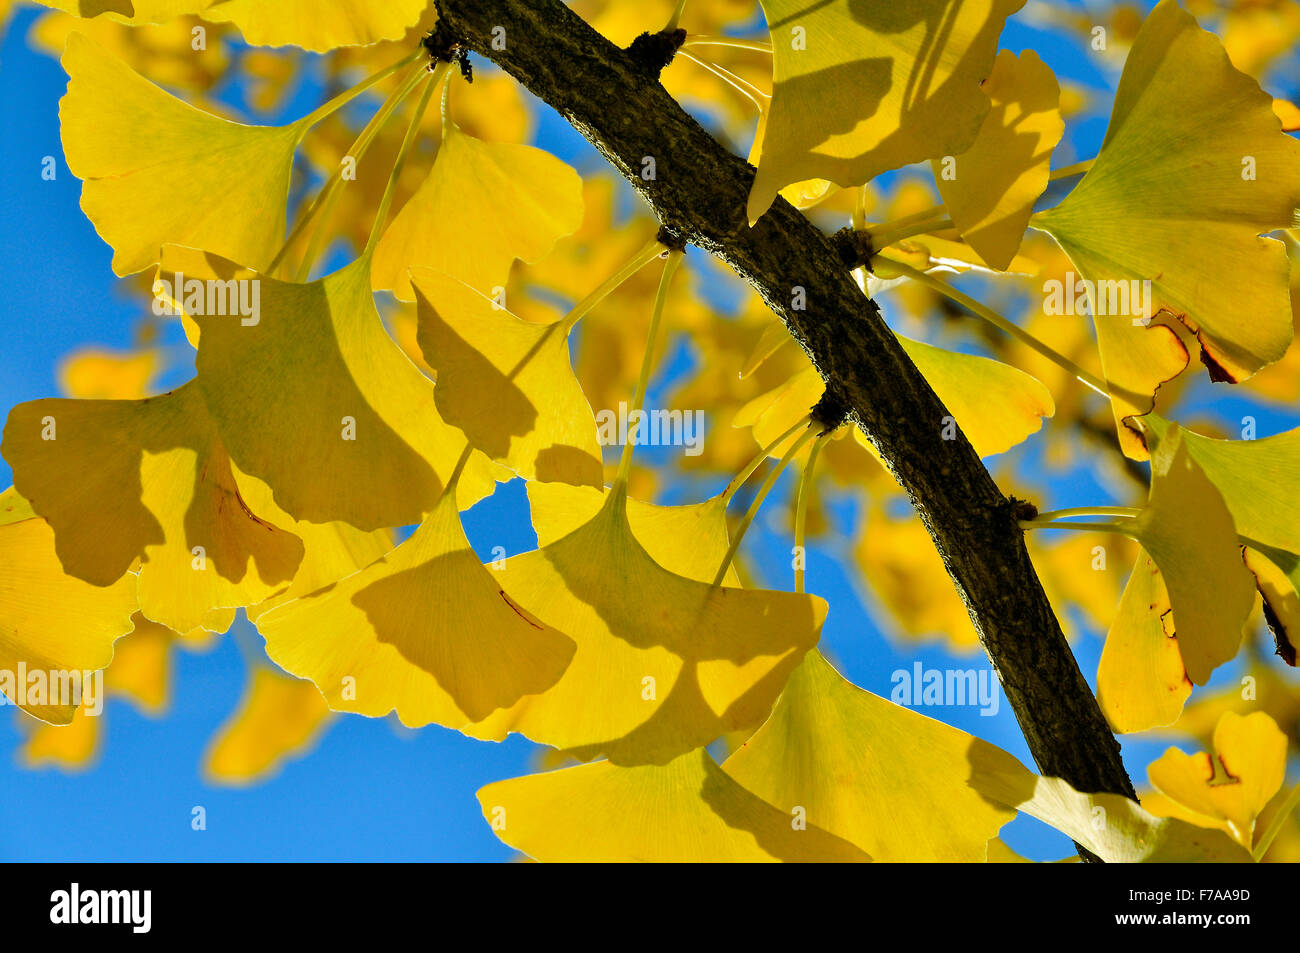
left=0, top=0, right=1296, bottom=862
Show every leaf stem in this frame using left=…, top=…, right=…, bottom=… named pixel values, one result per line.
left=364, top=65, right=441, bottom=257
left=561, top=236, right=667, bottom=333
left=1049, top=158, right=1095, bottom=182
left=676, top=50, right=768, bottom=111
left=1018, top=519, right=1139, bottom=538
left=876, top=251, right=1112, bottom=399
left=293, top=49, right=424, bottom=134
left=722, top=413, right=812, bottom=505
left=793, top=431, right=830, bottom=594
left=869, top=215, right=953, bottom=250
left=270, top=57, right=432, bottom=278
left=612, top=249, right=684, bottom=495
left=1033, top=506, right=1141, bottom=522
left=713, top=425, right=818, bottom=586
left=666, top=0, right=689, bottom=31
left=681, top=35, right=772, bottom=53
left=1252, top=778, right=1300, bottom=861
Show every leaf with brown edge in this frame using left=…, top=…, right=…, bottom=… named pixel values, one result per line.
left=1, top=382, right=304, bottom=634
left=1131, top=424, right=1256, bottom=686
left=1097, top=549, right=1192, bottom=734
left=1034, top=0, right=1300, bottom=454
left=1145, top=711, right=1288, bottom=850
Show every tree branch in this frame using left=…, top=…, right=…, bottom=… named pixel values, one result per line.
left=436, top=0, right=1137, bottom=835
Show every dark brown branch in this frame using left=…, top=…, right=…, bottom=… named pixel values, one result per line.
left=436, top=0, right=1137, bottom=839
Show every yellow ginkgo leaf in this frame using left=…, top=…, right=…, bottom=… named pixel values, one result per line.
left=465, top=489, right=826, bottom=765
left=410, top=268, right=603, bottom=487
left=256, top=489, right=576, bottom=728
left=1244, top=547, right=1299, bottom=667
left=2, top=382, right=305, bottom=633
left=1144, top=417, right=1300, bottom=558
left=931, top=49, right=1063, bottom=271
left=104, top=614, right=175, bottom=715
left=200, top=0, right=427, bottom=52
left=60, top=32, right=301, bottom=275
left=721, top=651, right=1019, bottom=861
left=57, top=347, right=158, bottom=400
left=373, top=125, right=584, bottom=299
left=20, top=707, right=100, bottom=771
left=35, top=0, right=211, bottom=24
left=1033, top=0, right=1300, bottom=401
left=1097, top=549, right=1192, bottom=734
left=233, top=465, right=393, bottom=625
left=968, top=752, right=1252, bottom=862
left=0, top=517, right=137, bottom=725
left=476, top=748, right=871, bottom=862
left=1146, top=711, right=1288, bottom=849
left=204, top=666, right=332, bottom=785
left=164, top=248, right=497, bottom=529
left=1131, top=424, right=1256, bottom=686
left=526, top=482, right=741, bottom=587
left=748, top=0, right=1025, bottom=222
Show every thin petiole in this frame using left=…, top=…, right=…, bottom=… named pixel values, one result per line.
left=713, top=425, right=819, bottom=586
left=682, top=35, right=772, bottom=53
left=876, top=251, right=1112, bottom=399
left=1049, top=158, right=1095, bottom=182
left=793, top=431, right=830, bottom=594
left=1252, top=778, right=1300, bottom=862
left=293, top=49, right=424, bottom=133
left=722, top=413, right=812, bottom=505
left=869, top=216, right=953, bottom=250
left=364, top=66, right=441, bottom=257
left=1033, top=506, right=1141, bottom=522
left=666, top=0, right=689, bottom=31
left=270, top=56, right=432, bottom=278
left=1018, top=519, right=1140, bottom=538
left=612, top=249, right=685, bottom=494
left=676, top=50, right=768, bottom=111
left=561, top=236, right=667, bottom=333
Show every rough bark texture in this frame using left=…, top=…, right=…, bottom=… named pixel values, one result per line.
left=436, top=0, right=1137, bottom=834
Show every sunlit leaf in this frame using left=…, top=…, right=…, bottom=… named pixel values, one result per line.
left=2, top=383, right=305, bottom=633
left=373, top=125, right=584, bottom=300
left=1145, top=711, right=1288, bottom=849
left=477, top=748, right=871, bottom=862
left=0, top=516, right=136, bottom=725
left=162, top=247, right=497, bottom=529
left=465, top=488, right=825, bottom=765
left=61, top=32, right=300, bottom=275
left=932, top=49, right=1063, bottom=271
left=411, top=268, right=603, bottom=486
left=203, top=666, right=332, bottom=785
left=722, top=651, right=1018, bottom=861
left=199, top=0, right=427, bottom=52
left=256, top=489, right=576, bottom=728
left=1131, top=424, right=1256, bottom=685
left=1097, top=549, right=1192, bottom=733
left=748, top=0, right=1025, bottom=222
left=1034, top=0, right=1300, bottom=446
